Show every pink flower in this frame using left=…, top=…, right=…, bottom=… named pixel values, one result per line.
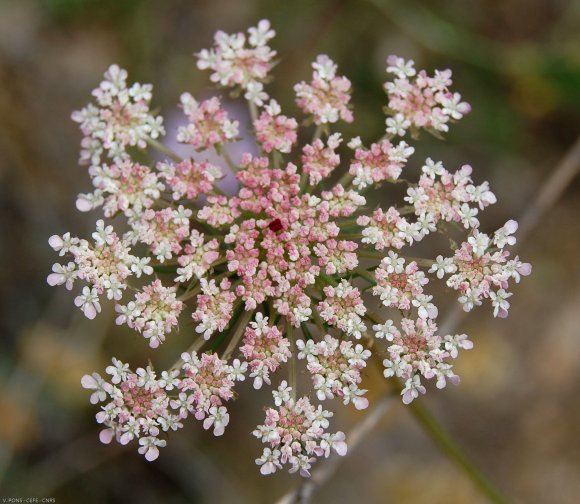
left=380, top=317, right=472, bottom=403
left=51, top=20, right=532, bottom=476
left=177, top=95, right=239, bottom=150
left=159, top=158, right=222, bottom=200
left=71, top=64, right=164, bottom=165
left=115, top=279, right=183, bottom=348
left=254, top=100, right=298, bottom=153
left=240, top=313, right=292, bottom=389
left=302, top=133, right=342, bottom=185
left=253, top=385, right=347, bottom=476
left=384, top=56, right=470, bottom=136
left=295, top=55, right=353, bottom=124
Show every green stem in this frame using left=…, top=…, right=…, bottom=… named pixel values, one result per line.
left=407, top=397, right=511, bottom=504
left=146, top=137, right=182, bottom=163
left=221, top=308, right=254, bottom=361
left=286, top=320, right=297, bottom=400
left=353, top=268, right=377, bottom=286
left=312, top=124, right=324, bottom=142
left=169, top=336, right=206, bottom=371
left=215, top=145, right=238, bottom=174
left=337, top=172, right=354, bottom=189
left=177, top=269, right=233, bottom=302
left=211, top=185, right=228, bottom=197
left=248, top=100, right=259, bottom=123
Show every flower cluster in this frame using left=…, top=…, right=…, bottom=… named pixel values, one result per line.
left=384, top=55, right=470, bottom=136
left=254, top=100, right=298, bottom=153
left=295, top=55, right=353, bottom=124
left=49, top=20, right=531, bottom=476
left=297, top=334, right=370, bottom=409
left=240, top=314, right=292, bottom=389
left=115, top=279, right=183, bottom=348
left=158, top=158, right=223, bottom=201
left=71, top=64, right=164, bottom=165
left=177, top=94, right=239, bottom=149
left=349, top=138, right=414, bottom=189
left=375, top=318, right=472, bottom=404
left=253, top=383, right=347, bottom=476
left=82, top=354, right=246, bottom=460
left=197, top=19, right=276, bottom=105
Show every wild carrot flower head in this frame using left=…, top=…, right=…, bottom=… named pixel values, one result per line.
left=50, top=19, right=530, bottom=475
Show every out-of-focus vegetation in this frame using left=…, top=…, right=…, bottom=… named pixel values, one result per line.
left=0, top=0, right=579, bottom=503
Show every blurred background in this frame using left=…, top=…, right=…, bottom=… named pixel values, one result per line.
left=0, top=0, right=579, bottom=502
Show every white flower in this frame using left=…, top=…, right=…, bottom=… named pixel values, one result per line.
left=385, top=113, right=410, bottom=137
left=80, top=372, right=112, bottom=404
left=313, top=54, right=337, bottom=80
left=381, top=251, right=405, bottom=274
left=272, top=381, right=291, bottom=406
left=203, top=406, right=230, bottom=436
left=347, top=136, right=362, bottom=149
left=256, top=447, right=282, bottom=475
left=373, top=320, right=398, bottom=340
left=468, top=231, right=490, bottom=257
left=250, top=312, right=269, bottom=335
left=74, top=286, right=101, bottom=319
left=429, top=255, right=457, bottom=279
left=47, top=262, right=77, bottom=290
left=138, top=436, right=166, bottom=462
left=386, top=56, right=416, bottom=78
left=229, top=359, right=247, bottom=381
left=493, top=220, right=518, bottom=248
left=422, top=158, right=445, bottom=177
left=390, top=141, right=415, bottom=162
left=412, top=294, right=439, bottom=319
left=105, top=358, right=130, bottom=384
left=401, top=375, right=426, bottom=404
left=440, top=92, right=470, bottom=120
left=490, top=289, right=512, bottom=318
left=244, top=81, right=268, bottom=106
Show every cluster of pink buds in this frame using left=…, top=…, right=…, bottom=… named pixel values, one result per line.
left=49, top=20, right=531, bottom=476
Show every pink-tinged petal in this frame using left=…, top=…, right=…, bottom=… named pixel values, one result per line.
left=83, top=304, right=97, bottom=320
left=99, top=428, right=113, bottom=444
left=144, top=446, right=159, bottom=462
left=518, top=262, right=532, bottom=276
left=81, top=374, right=97, bottom=389
left=47, top=273, right=64, bottom=286
left=76, top=196, right=93, bottom=212
left=353, top=396, right=369, bottom=410
left=202, top=417, right=213, bottom=431
left=48, top=235, right=63, bottom=249
left=213, top=424, right=225, bottom=436
left=448, top=375, right=460, bottom=386
left=505, top=220, right=518, bottom=234
left=333, top=440, right=348, bottom=456
left=120, top=432, right=132, bottom=445
left=260, top=462, right=275, bottom=475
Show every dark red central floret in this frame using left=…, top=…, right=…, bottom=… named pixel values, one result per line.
left=268, top=218, right=283, bottom=232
